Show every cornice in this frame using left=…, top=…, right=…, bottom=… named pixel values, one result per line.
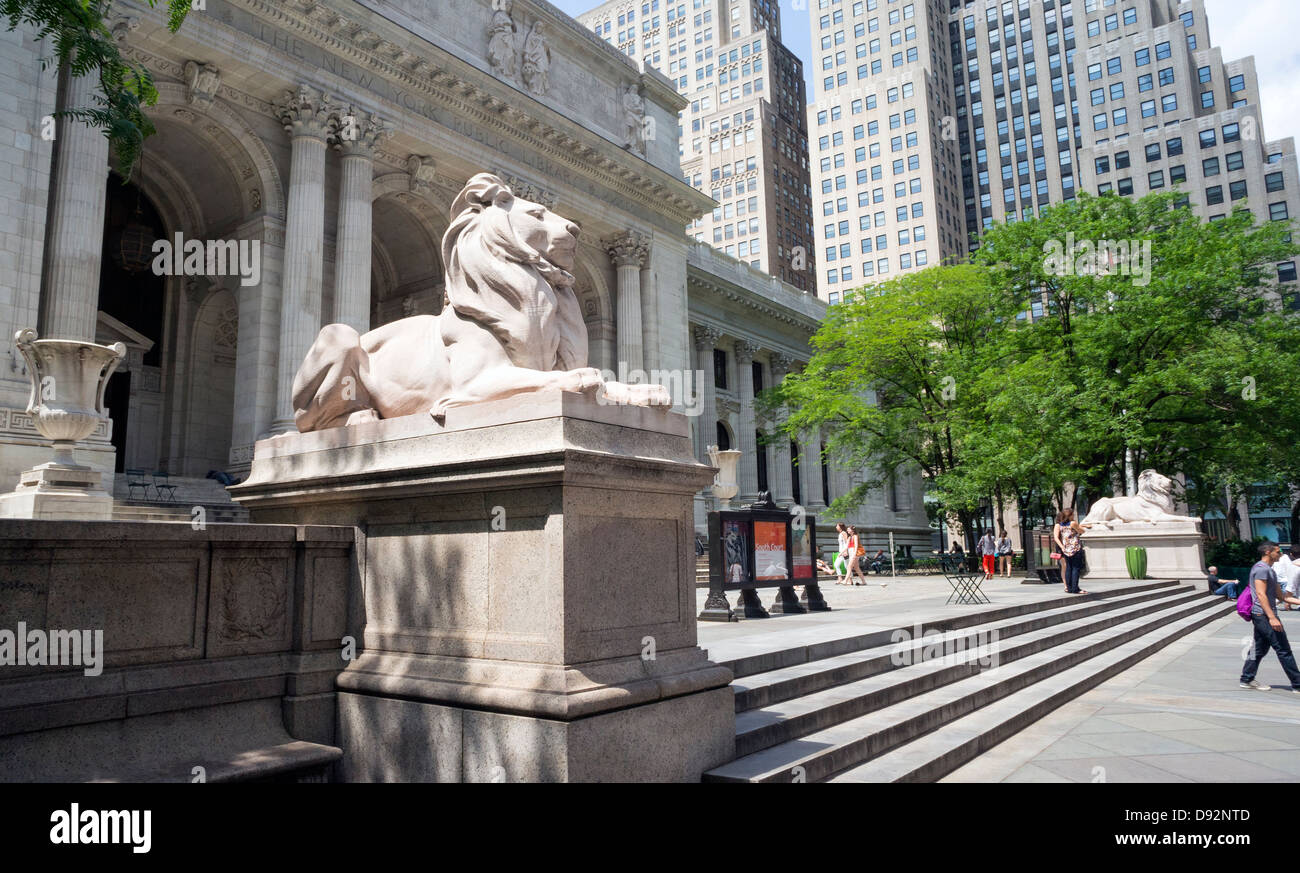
left=688, top=273, right=822, bottom=333
left=207, top=0, right=712, bottom=224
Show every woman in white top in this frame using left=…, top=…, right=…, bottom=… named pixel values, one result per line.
left=833, top=522, right=849, bottom=585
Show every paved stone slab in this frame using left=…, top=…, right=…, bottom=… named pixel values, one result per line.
left=943, top=612, right=1300, bottom=782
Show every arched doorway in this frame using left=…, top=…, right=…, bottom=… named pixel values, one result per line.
left=369, top=183, right=446, bottom=328
left=98, top=173, right=166, bottom=473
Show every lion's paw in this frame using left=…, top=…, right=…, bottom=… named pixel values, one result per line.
left=599, top=381, right=672, bottom=408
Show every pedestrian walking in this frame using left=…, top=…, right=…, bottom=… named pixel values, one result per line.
left=1239, top=541, right=1300, bottom=691
left=1052, top=508, right=1092, bottom=594
left=845, top=525, right=876, bottom=586
left=977, top=530, right=997, bottom=581
left=997, top=530, right=1014, bottom=578
left=833, top=522, right=849, bottom=585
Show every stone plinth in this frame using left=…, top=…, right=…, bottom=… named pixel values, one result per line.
left=1081, top=519, right=1207, bottom=581
left=0, top=463, right=113, bottom=520
left=229, top=391, right=736, bottom=782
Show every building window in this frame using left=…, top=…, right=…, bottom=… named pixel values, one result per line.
left=1280, top=262, right=1298, bottom=283
left=1206, top=185, right=1224, bottom=205
left=1202, top=156, right=1220, bottom=177
left=1270, top=201, right=1290, bottom=221
left=1266, top=172, right=1285, bottom=193
left=713, top=349, right=729, bottom=390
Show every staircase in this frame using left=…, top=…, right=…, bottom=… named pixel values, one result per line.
left=111, top=475, right=249, bottom=524
left=703, top=581, right=1234, bottom=783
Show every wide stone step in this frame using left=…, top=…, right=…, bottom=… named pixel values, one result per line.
left=732, top=583, right=1193, bottom=714
left=703, top=588, right=1219, bottom=782
left=729, top=586, right=1201, bottom=757
left=716, top=579, right=1180, bottom=681
left=829, top=598, right=1236, bottom=783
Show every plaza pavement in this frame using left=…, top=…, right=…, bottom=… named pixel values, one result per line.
left=693, top=573, right=1300, bottom=782
left=942, top=609, right=1300, bottom=783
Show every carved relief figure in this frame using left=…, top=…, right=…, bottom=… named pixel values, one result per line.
left=486, top=0, right=518, bottom=81
left=522, top=22, right=551, bottom=95
left=291, top=174, right=669, bottom=432
left=623, top=83, right=646, bottom=154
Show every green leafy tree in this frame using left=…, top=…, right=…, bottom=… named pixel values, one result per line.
left=973, top=191, right=1300, bottom=509
left=2, top=0, right=191, bottom=174
left=772, top=264, right=1015, bottom=549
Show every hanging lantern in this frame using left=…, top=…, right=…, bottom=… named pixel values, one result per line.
left=115, top=204, right=155, bottom=274
left=113, top=153, right=155, bottom=274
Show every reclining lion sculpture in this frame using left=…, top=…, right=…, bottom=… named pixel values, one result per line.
left=1082, top=469, right=1198, bottom=525
left=292, top=173, right=669, bottom=432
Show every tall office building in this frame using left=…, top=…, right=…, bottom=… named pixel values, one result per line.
left=809, top=0, right=1300, bottom=303
left=578, top=0, right=817, bottom=291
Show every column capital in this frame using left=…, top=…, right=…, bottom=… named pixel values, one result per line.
left=734, top=341, right=760, bottom=366
left=332, top=107, right=392, bottom=156
left=770, top=352, right=797, bottom=378
left=604, top=231, right=649, bottom=268
left=693, top=324, right=723, bottom=350
left=277, top=85, right=337, bottom=141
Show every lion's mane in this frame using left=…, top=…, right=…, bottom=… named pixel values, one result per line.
left=440, top=173, right=587, bottom=371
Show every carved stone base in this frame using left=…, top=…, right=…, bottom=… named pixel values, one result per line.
left=230, top=390, right=736, bottom=782
left=1077, top=520, right=1207, bottom=581
left=0, top=462, right=113, bottom=520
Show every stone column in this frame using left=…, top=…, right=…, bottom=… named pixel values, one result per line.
left=605, top=232, right=648, bottom=376
left=271, top=87, right=334, bottom=433
left=692, top=325, right=721, bottom=462
left=802, top=428, right=827, bottom=512
left=734, top=341, right=759, bottom=502
left=332, top=108, right=389, bottom=331
left=42, top=71, right=109, bottom=341
left=770, top=353, right=796, bottom=506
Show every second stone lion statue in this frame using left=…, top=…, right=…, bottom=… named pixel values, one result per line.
left=1082, top=469, right=1198, bottom=525
left=292, top=173, right=669, bottom=432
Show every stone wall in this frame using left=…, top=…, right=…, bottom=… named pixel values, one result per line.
left=0, top=520, right=359, bottom=781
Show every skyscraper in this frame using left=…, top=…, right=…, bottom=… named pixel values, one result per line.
left=809, top=0, right=1300, bottom=302
left=578, top=0, right=817, bottom=290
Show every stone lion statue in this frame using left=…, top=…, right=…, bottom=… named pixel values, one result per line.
left=1081, top=469, right=1198, bottom=525
left=292, top=173, right=669, bottom=432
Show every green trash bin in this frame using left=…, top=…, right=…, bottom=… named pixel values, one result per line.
left=1124, top=546, right=1148, bottom=580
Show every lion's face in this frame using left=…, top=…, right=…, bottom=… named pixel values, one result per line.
left=506, top=194, right=580, bottom=272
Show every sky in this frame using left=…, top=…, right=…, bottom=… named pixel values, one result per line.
left=550, top=0, right=1300, bottom=149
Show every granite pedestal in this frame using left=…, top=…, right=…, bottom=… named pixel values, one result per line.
left=1081, top=519, right=1207, bottom=581
left=229, top=391, right=736, bottom=782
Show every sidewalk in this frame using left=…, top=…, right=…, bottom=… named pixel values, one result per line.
left=942, top=609, right=1300, bottom=782
left=695, top=571, right=1058, bottom=664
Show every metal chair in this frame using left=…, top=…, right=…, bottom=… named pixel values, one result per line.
left=151, top=470, right=177, bottom=503
left=125, top=468, right=152, bottom=501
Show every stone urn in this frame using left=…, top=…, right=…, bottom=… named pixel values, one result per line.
left=0, top=329, right=125, bottom=520
left=706, top=444, right=741, bottom=510
left=16, top=328, right=125, bottom=466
